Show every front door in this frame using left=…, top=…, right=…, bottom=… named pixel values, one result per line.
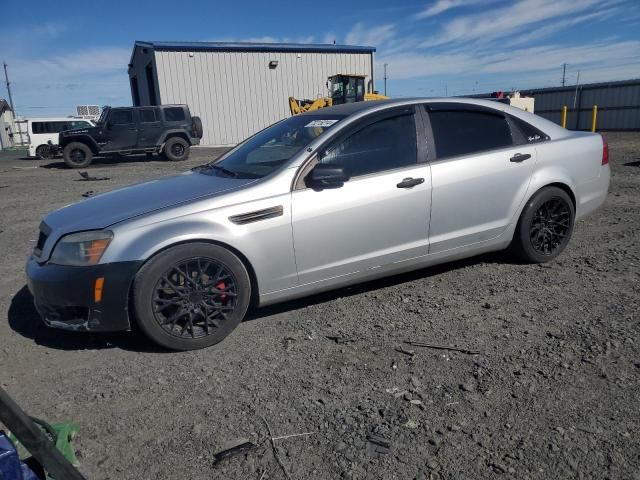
left=291, top=110, right=431, bottom=286
left=105, top=108, right=138, bottom=151
left=425, top=104, right=537, bottom=253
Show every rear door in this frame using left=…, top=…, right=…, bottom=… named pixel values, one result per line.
left=137, top=107, right=162, bottom=148
left=424, top=103, right=537, bottom=253
left=104, top=108, right=138, bottom=151
left=291, top=108, right=431, bottom=285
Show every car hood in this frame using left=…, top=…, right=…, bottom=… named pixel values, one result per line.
left=43, top=171, right=257, bottom=233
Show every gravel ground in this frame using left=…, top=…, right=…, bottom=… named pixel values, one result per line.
left=0, top=134, right=639, bottom=480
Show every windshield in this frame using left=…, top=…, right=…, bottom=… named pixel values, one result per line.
left=197, top=114, right=345, bottom=179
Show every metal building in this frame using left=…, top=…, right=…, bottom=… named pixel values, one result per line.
left=521, top=78, right=640, bottom=131
left=128, top=41, right=376, bottom=146
left=0, top=99, right=15, bottom=150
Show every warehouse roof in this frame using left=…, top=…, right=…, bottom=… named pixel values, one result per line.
left=134, top=40, right=376, bottom=55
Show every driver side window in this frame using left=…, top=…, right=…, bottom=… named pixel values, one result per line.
left=320, top=114, right=417, bottom=178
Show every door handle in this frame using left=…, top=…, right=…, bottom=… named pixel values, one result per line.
left=396, top=177, right=425, bottom=188
left=510, top=153, right=531, bottom=162
left=127, top=128, right=138, bottom=131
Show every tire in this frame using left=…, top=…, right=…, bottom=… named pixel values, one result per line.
left=163, top=137, right=190, bottom=161
left=511, top=186, right=575, bottom=263
left=63, top=142, right=93, bottom=168
left=133, top=242, right=251, bottom=351
left=191, top=116, right=203, bottom=139
left=35, top=145, right=53, bottom=159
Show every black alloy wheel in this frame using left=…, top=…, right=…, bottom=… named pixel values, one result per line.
left=152, top=257, right=238, bottom=339
left=529, top=198, right=571, bottom=256
left=512, top=186, right=575, bottom=263
left=133, top=242, right=251, bottom=350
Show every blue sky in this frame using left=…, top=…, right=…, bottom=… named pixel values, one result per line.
left=2, top=0, right=639, bottom=116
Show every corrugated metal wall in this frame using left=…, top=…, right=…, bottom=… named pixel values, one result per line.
left=521, top=79, right=640, bottom=131
left=153, top=50, right=373, bottom=145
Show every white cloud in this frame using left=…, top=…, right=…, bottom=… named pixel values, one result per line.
left=420, top=0, right=609, bottom=47
left=413, top=0, right=484, bottom=19
left=10, top=47, right=130, bottom=83
left=6, top=47, right=131, bottom=116
left=377, top=39, right=640, bottom=83
left=345, top=23, right=395, bottom=47
left=215, top=36, right=316, bottom=44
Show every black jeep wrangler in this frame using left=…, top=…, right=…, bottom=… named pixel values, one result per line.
left=58, top=105, right=203, bottom=168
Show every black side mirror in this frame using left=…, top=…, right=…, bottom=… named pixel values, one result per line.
left=306, top=163, right=350, bottom=190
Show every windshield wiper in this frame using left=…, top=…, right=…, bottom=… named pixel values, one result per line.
left=207, top=164, right=239, bottom=177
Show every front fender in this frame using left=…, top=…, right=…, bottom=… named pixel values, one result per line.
left=102, top=194, right=298, bottom=296
left=105, top=218, right=235, bottom=263
left=60, top=134, right=101, bottom=153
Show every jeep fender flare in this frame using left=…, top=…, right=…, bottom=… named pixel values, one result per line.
left=60, top=134, right=101, bottom=154
left=158, top=130, right=191, bottom=151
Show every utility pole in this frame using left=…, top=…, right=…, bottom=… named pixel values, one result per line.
left=3, top=62, right=15, bottom=112
left=384, top=63, right=388, bottom=96
left=573, top=70, right=581, bottom=110
left=562, top=63, right=566, bottom=87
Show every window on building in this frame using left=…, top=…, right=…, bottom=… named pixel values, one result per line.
left=428, top=107, right=513, bottom=158
left=320, top=114, right=417, bottom=177
left=163, top=107, right=186, bottom=122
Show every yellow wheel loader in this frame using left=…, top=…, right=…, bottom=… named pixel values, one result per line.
left=289, top=74, right=388, bottom=115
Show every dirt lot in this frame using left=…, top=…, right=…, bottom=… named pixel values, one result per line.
left=1, top=135, right=639, bottom=480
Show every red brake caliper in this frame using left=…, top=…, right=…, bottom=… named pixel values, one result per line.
left=215, top=281, right=227, bottom=301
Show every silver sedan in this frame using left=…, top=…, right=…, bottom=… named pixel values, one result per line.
left=26, top=98, right=610, bottom=350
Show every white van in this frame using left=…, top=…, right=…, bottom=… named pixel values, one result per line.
left=27, top=118, right=94, bottom=158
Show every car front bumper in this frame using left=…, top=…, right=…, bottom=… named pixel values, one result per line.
left=26, top=256, right=143, bottom=332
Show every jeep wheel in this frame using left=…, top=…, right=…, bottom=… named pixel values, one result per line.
left=163, top=137, right=190, bottom=161
left=63, top=142, right=93, bottom=168
left=36, top=145, right=54, bottom=159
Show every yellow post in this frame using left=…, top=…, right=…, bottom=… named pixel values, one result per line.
left=561, top=105, right=568, bottom=128
left=591, top=105, right=598, bottom=132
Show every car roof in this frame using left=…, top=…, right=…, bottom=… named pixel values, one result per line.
left=27, top=117, right=92, bottom=122
left=302, top=97, right=569, bottom=139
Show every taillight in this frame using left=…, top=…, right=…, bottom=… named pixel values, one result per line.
left=601, top=136, right=609, bottom=165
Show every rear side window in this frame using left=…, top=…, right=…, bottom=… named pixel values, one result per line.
left=110, top=109, right=133, bottom=125
left=163, top=107, right=186, bottom=122
left=428, top=108, right=513, bottom=159
left=140, top=108, right=157, bottom=123
left=320, top=114, right=417, bottom=177
left=510, top=116, right=549, bottom=144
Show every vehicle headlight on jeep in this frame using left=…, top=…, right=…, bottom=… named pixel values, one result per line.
left=50, top=231, right=113, bottom=266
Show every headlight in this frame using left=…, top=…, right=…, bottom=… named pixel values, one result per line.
left=50, top=230, right=113, bottom=266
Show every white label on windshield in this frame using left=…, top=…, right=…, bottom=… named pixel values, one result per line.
left=305, top=120, right=339, bottom=127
